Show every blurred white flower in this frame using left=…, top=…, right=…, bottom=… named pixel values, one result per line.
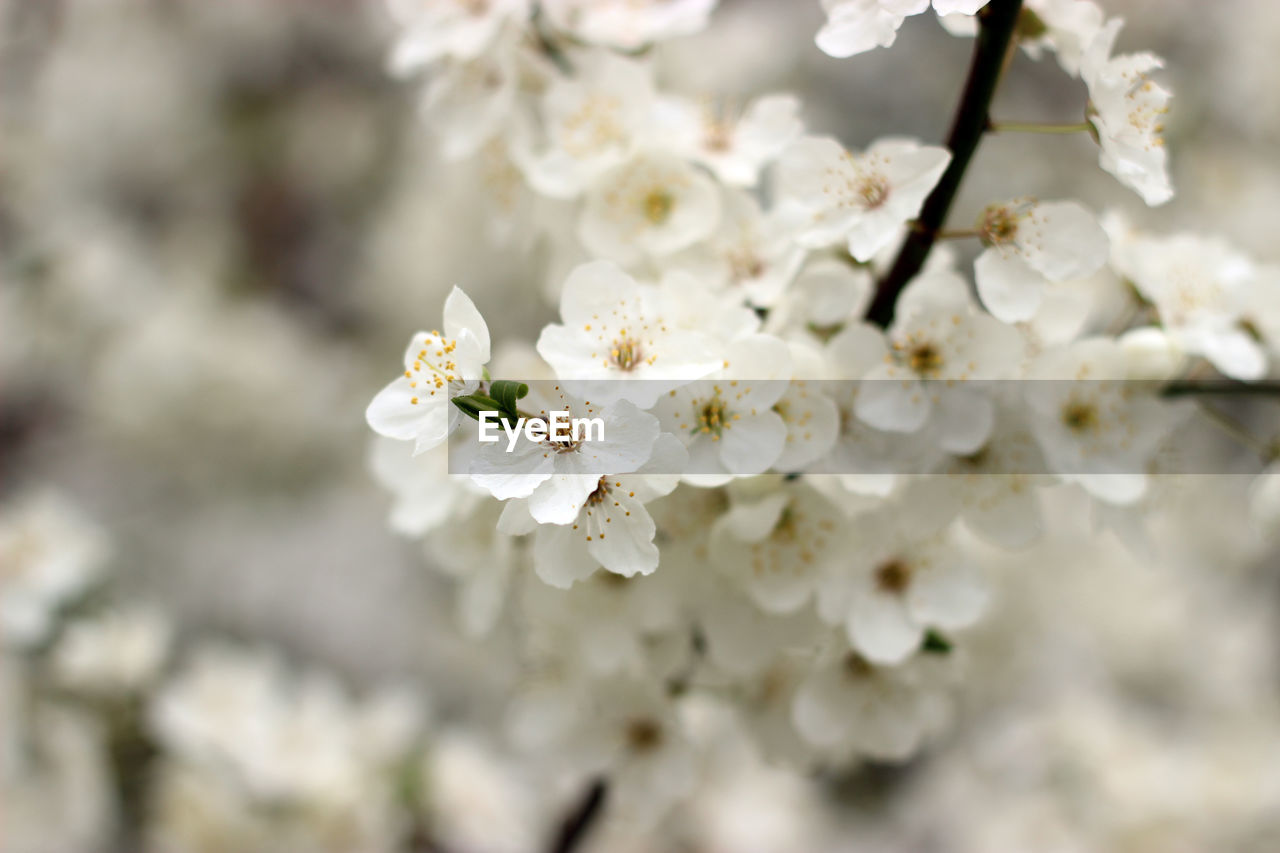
left=819, top=498, right=986, bottom=665
left=578, top=151, right=723, bottom=264
left=651, top=93, right=803, bottom=187
left=542, top=0, right=717, bottom=49
left=776, top=135, right=950, bottom=262
left=792, top=643, right=953, bottom=760
left=1112, top=230, right=1268, bottom=380
left=816, top=0, right=986, bottom=58
left=0, top=492, right=107, bottom=647
left=386, top=0, right=530, bottom=74
left=52, top=608, right=171, bottom=695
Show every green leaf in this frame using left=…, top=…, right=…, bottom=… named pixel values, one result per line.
left=451, top=394, right=501, bottom=422
left=489, top=380, right=529, bottom=420
left=922, top=630, right=953, bottom=655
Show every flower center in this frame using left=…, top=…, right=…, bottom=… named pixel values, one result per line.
left=979, top=204, right=1021, bottom=246
left=1061, top=400, right=1099, bottom=433
left=625, top=717, right=664, bottom=753
left=907, top=342, right=944, bottom=375
left=875, top=558, right=912, bottom=595
left=727, top=248, right=766, bottom=282
left=694, top=396, right=731, bottom=438
left=857, top=174, right=890, bottom=210
left=610, top=336, right=643, bottom=371
left=843, top=652, right=874, bottom=679
left=406, top=330, right=461, bottom=405
left=643, top=189, right=675, bottom=225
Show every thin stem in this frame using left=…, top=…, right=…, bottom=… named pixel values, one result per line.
left=548, top=778, right=607, bottom=853
left=936, top=228, right=981, bottom=240
left=1161, top=380, right=1280, bottom=398
left=865, top=0, right=1025, bottom=329
left=1191, top=401, right=1274, bottom=460
left=989, top=120, right=1092, bottom=134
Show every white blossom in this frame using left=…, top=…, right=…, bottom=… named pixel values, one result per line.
left=535, top=260, right=724, bottom=407
left=973, top=198, right=1110, bottom=323
left=512, top=50, right=656, bottom=197
left=792, top=641, right=953, bottom=760
left=541, top=0, right=718, bottom=50
left=386, top=0, right=531, bottom=75
left=1082, top=18, right=1174, bottom=206
left=776, top=135, right=950, bottom=262
left=818, top=495, right=986, bottom=665
left=365, top=286, right=491, bottom=455
left=1112, top=229, right=1268, bottom=380
left=651, top=94, right=803, bottom=187
left=578, top=150, right=722, bottom=265
left=52, top=608, right=171, bottom=695
left=0, top=492, right=108, bottom=647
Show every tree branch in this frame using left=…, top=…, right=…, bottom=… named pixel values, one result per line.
left=547, top=778, right=607, bottom=853
left=865, top=0, right=1025, bottom=328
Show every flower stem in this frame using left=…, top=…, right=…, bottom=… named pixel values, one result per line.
left=1191, top=401, right=1274, bottom=460
left=865, top=0, right=1024, bottom=329
left=936, top=228, right=981, bottom=240
left=988, top=120, right=1093, bottom=134
left=1161, top=380, right=1280, bottom=398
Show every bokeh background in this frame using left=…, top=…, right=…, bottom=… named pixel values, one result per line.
left=3, top=1, right=1279, bottom=851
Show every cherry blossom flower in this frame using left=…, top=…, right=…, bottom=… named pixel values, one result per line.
left=776, top=135, right=950, bottom=262
left=668, top=190, right=807, bottom=309
left=535, top=260, right=724, bottom=407
left=853, top=281, right=1026, bottom=454
left=1082, top=18, right=1174, bottom=206
left=497, top=436, right=686, bottom=586
left=973, top=198, right=1110, bottom=323
left=0, top=492, right=108, bottom=646
left=1022, top=338, right=1185, bottom=505
left=540, top=0, right=718, bottom=50
left=792, top=641, right=954, bottom=760
left=386, top=0, right=531, bottom=75
left=816, top=0, right=987, bottom=58
left=1112, top=227, right=1267, bottom=380
left=651, top=94, right=803, bottom=187
left=512, top=51, right=655, bottom=198
left=710, top=479, right=847, bottom=613
left=651, top=334, right=793, bottom=484
left=467, top=388, right=663, bottom=522
left=366, top=286, right=491, bottom=455
left=818, top=495, right=986, bottom=665
left=578, top=151, right=723, bottom=265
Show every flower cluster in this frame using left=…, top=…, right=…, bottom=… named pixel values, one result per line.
left=363, top=0, right=1279, bottom=831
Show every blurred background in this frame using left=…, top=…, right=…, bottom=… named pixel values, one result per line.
left=2, top=1, right=1279, bottom=851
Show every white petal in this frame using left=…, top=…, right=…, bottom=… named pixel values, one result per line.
left=933, top=388, right=994, bottom=455
left=907, top=560, right=987, bottom=629
left=718, top=412, right=787, bottom=474
left=847, top=593, right=922, bottom=665
left=443, top=287, right=491, bottom=363
left=586, top=496, right=658, bottom=577
left=974, top=249, right=1045, bottom=323
left=1020, top=201, right=1109, bottom=282
left=854, top=367, right=930, bottom=433
left=366, top=377, right=449, bottom=450
left=533, top=524, right=599, bottom=589
left=528, top=476, right=600, bottom=526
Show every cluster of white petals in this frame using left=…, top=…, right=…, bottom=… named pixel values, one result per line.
left=352, top=0, right=1280, bottom=828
